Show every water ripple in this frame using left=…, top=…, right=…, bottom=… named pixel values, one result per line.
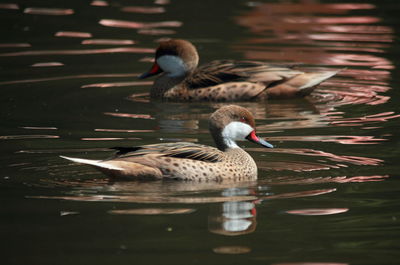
left=81, top=39, right=136, bottom=45
left=24, top=7, right=74, bottom=15
left=99, top=19, right=182, bottom=29
left=0, top=135, right=59, bottom=140
left=103, top=112, right=155, bottom=119
left=108, top=208, right=195, bottom=215
left=90, top=0, right=108, bottom=7
left=55, top=31, right=92, bottom=38
left=0, top=47, right=154, bottom=57
left=0, top=3, right=19, bottom=9
left=121, top=6, right=165, bottom=14
left=251, top=148, right=383, bottom=166
left=285, top=208, right=349, bottom=216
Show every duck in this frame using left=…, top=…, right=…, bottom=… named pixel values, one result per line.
left=139, top=39, right=338, bottom=101
left=60, top=105, right=273, bottom=181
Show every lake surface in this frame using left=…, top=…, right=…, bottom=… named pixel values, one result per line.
left=1, top=0, right=400, bottom=264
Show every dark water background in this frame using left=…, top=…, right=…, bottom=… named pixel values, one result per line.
left=1, top=0, right=400, bottom=264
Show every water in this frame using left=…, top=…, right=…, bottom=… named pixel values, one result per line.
left=1, top=0, right=400, bottom=264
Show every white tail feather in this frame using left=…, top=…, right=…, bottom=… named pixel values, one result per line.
left=299, top=70, right=339, bottom=90
left=60, top=156, right=123, bottom=171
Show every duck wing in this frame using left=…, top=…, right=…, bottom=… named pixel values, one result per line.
left=185, top=60, right=302, bottom=89
left=111, top=142, right=223, bottom=163
left=181, top=60, right=338, bottom=99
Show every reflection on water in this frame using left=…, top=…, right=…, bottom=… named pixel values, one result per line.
left=99, top=19, right=182, bottom=29
left=23, top=7, right=74, bottom=15
left=285, top=208, right=349, bottom=216
left=209, top=188, right=257, bottom=236
left=121, top=6, right=166, bottom=14
left=213, top=245, right=252, bottom=254
left=29, top=178, right=340, bottom=237
left=81, top=39, right=136, bottom=45
left=55, top=31, right=93, bottom=38
left=235, top=1, right=394, bottom=107
left=109, top=208, right=196, bottom=215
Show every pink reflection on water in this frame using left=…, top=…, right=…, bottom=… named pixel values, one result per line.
left=127, top=92, right=150, bottom=103
left=81, top=81, right=151, bottom=88
left=121, top=6, right=165, bottom=14
left=95, top=129, right=154, bottom=133
left=103, top=112, right=155, bottom=120
left=0, top=3, right=19, bottom=9
left=154, top=0, right=170, bottom=5
left=55, top=31, right=92, bottom=38
left=31, top=62, right=64, bottom=67
left=317, top=25, right=392, bottom=34
left=285, top=208, right=349, bottom=216
left=109, top=208, right=195, bottom=215
left=315, top=16, right=379, bottom=24
left=234, top=0, right=394, bottom=108
left=255, top=148, right=383, bottom=166
left=287, top=148, right=383, bottom=166
left=328, top=175, right=389, bottom=183
left=329, top=112, right=400, bottom=126
left=262, top=175, right=388, bottom=185
left=99, top=19, right=182, bottom=29
left=0, top=47, right=154, bottom=57
left=264, top=188, right=336, bottom=200
left=24, top=7, right=74, bottom=15
left=270, top=135, right=387, bottom=145
left=81, top=39, right=135, bottom=45
left=91, top=0, right=108, bottom=6
left=241, top=50, right=391, bottom=66
left=309, top=32, right=392, bottom=42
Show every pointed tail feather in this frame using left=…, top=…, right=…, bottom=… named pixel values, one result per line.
left=60, top=156, right=123, bottom=170
left=299, top=70, right=340, bottom=90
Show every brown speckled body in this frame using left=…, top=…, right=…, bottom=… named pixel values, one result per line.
left=141, top=39, right=339, bottom=101
left=109, top=147, right=257, bottom=181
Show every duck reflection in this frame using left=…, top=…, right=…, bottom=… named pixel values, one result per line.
left=208, top=187, right=257, bottom=236
left=125, top=99, right=329, bottom=135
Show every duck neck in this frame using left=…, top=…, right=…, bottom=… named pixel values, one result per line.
left=211, top=129, right=240, bottom=151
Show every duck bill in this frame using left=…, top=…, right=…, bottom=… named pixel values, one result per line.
left=138, top=62, right=163, bottom=79
left=246, top=131, right=274, bottom=148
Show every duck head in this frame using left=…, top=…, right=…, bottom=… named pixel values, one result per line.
left=209, top=105, right=273, bottom=151
left=139, top=39, right=199, bottom=79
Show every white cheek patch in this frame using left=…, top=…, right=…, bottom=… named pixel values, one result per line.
left=157, top=55, right=187, bottom=77
left=222, top=121, right=253, bottom=148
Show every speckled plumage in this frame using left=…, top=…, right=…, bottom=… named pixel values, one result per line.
left=140, top=39, right=339, bottom=101
left=61, top=105, right=273, bottom=181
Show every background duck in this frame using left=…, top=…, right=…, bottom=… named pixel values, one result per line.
left=139, top=39, right=339, bottom=101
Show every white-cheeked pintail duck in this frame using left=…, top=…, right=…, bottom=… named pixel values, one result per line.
left=61, top=105, right=273, bottom=181
left=139, top=39, right=338, bottom=101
